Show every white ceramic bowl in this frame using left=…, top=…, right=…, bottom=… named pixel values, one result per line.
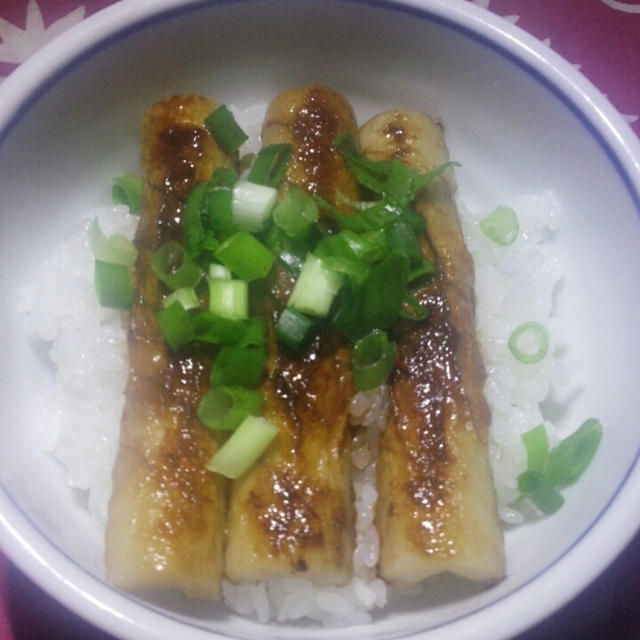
left=1, top=0, right=639, bottom=638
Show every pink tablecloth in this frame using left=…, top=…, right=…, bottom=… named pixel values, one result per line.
left=1, top=0, right=639, bottom=638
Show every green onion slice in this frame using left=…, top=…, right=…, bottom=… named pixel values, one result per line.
left=352, top=330, right=396, bottom=391
left=479, top=206, right=519, bottom=246
left=156, top=301, right=195, bottom=351
left=275, top=308, right=315, bottom=351
left=211, top=344, right=266, bottom=389
left=544, top=418, right=603, bottom=487
left=163, top=287, right=200, bottom=310
left=272, top=187, right=319, bottom=237
left=89, top=218, right=137, bottom=267
left=191, top=312, right=246, bottom=345
left=288, top=253, right=343, bottom=318
left=94, top=260, right=133, bottom=310
left=521, top=424, right=550, bottom=474
left=215, top=231, right=275, bottom=282
left=231, top=179, right=278, bottom=232
left=208, top=278, right=248, bottom=320
left=204, top=104, right=248, bottom=154
left=112, top=174, right=143, bottom=214
left=205, top=415, right=278, bottom=478
left=508, top=321, right=549, bottom=364
left=151, top=240, right=202, bottom=291
left=197, top=386, right=264, bottom=432
left=247, top=143, right=292, bottom=187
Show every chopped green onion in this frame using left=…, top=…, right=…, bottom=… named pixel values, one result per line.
left=210, top=166, right=240, bottom=188
left=334, top=251, right=409, bottom=341
left=275, top=308, right=315, bottom=351
left=237, top=317, right=266, bottom=348
left=231, top=179, right=278, bottom=232
left=211, top=345, right=266, bottom=389
left=387, top=220, right=422, bottom=266
left=288, top=253, right=343, bottom=318
left=205, top=185, right=237, bottom=241
left=215, top=231, right=275, bottom=281
left=544, top=419, right=603, bottom=487
left=315, top=234, right=368, bottom=284
left=112, top=174, right=142, bottom=214
left=521, top=424, right=549, bottom=474
left=208, top=263, right=232, bottom=280
left=247, top=143, right=292, bottom=187
left=205, top=415, right=278, bottom=478
left=479, top=206, right=519, bottom=246
left=272, top=187, right=319, bottom=237
left=151, top=240, right=202, bottom=291
left=89, top=218, right=136, bottom=267
left=410, top=161, right=460, bottom=196
left=191, top=312, right=246, bottom=345
left=208, top=278, right=248, bottom=320
left=163, top=287, right=200, bottom=310
left=333, top=132, right=392, bottom=194
left=204, top=104, right=248, bottom=154
left=94, top=260, right=133, bottom=310
left=156, top=301, right=195, bottom=350
left=516, top=473, right=565, bottom=515
left=197, top=386, right=264, bottom=431
left=352, top=330, right=396, bottom=391
left=340, top=229, right=388, bottom=264
left=508, top=321, right=549, bottom=364
left=382, top=158, right=414, bottom=208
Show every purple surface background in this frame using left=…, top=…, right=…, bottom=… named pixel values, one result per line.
left=1, top=0, right=639, bottom=638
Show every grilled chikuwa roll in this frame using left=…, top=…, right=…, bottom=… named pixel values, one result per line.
left=106, top=95, right=233, bottom=600
left=359, top=110, right=504, bottom=586
left=225, top=86, right=359, bottom=585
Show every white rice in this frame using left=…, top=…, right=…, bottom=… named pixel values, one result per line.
left=21, top=178, right=565, bottom=620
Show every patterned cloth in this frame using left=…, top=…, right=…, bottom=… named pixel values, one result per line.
left=0, top=1, right=639, bottom=638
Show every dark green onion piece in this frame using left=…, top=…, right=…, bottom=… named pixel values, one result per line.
left=247, top=143, right=292, bottom=187
left=399, top=290, right=429, bottom=321
left=333, top=132, right=392, bottom=194
left=205, top=186, right=237, bottom=241
left=312, top=194, right=373, bottom=233
left=387, top=220, right=422, bottom=266
left=205, top=415, right=278, bottom=478
left=315, top=234, right=369, bottom=284
left=383, top=158, right=414, bottom=208
left=237, top=317, right=266, bottom=348
left=544, top=419, right=603, bottom=487
left=151, top=240, right=202, bottom=291
left=508, top=321, right=549, bottom=364
left=340, top=230, right=388, bottom=264
left=275, top=308, right=315, bottom=351
left=352, top=330, right=396, bottom=391
left=215, top=231, right=275, bottom=282
left=94, top=260, right=133, bottom=310
left=521, top=424, right=550, bottom=474
left=156, top=301, right=195, bottom=351
left=211, top=345, right=267, bottom=389
left=334, top=250, right=409, bottom=341
left=516, top=471, right=565, bottom=515
left=409, top=161, right=460, bottom=197
left=191, top=311, right=247, bottom=345
left=273, top=187, right=319, bottom=237
left=479, top=206, right=519, bottom=246
left=408, top=259, right=436, bottom=283
left=112, top=174, right=142, bottom=214
left=204, top=104, right=248, bottom=154
left=197, top=386, right=264, bottom=431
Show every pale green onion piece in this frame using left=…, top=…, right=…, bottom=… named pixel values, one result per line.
left=111, top=174, right=142, bottom=213
left=208, top=278, right=248, bottom=320
left=89, top=218, right=136, bottom=267
left=508, top=321, right=549, bottom=364
left=479, top=206, right=519, bottom=246
left=209, top=263, right=232, bottom=280
left=163, top=287, right=200, bottom=310
left=231, top=179, right=277, bottom=232
left=272, top=187, right=319, bottom=237
left=205, top=415, right=278, bottom=479
left=288, top=253, right=343, bottom=318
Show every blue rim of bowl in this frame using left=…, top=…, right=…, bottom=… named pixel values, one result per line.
left=0, top=0, right=639, bottom=638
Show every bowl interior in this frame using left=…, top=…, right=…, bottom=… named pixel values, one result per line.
left=0, top=0, right=639, bottom=638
